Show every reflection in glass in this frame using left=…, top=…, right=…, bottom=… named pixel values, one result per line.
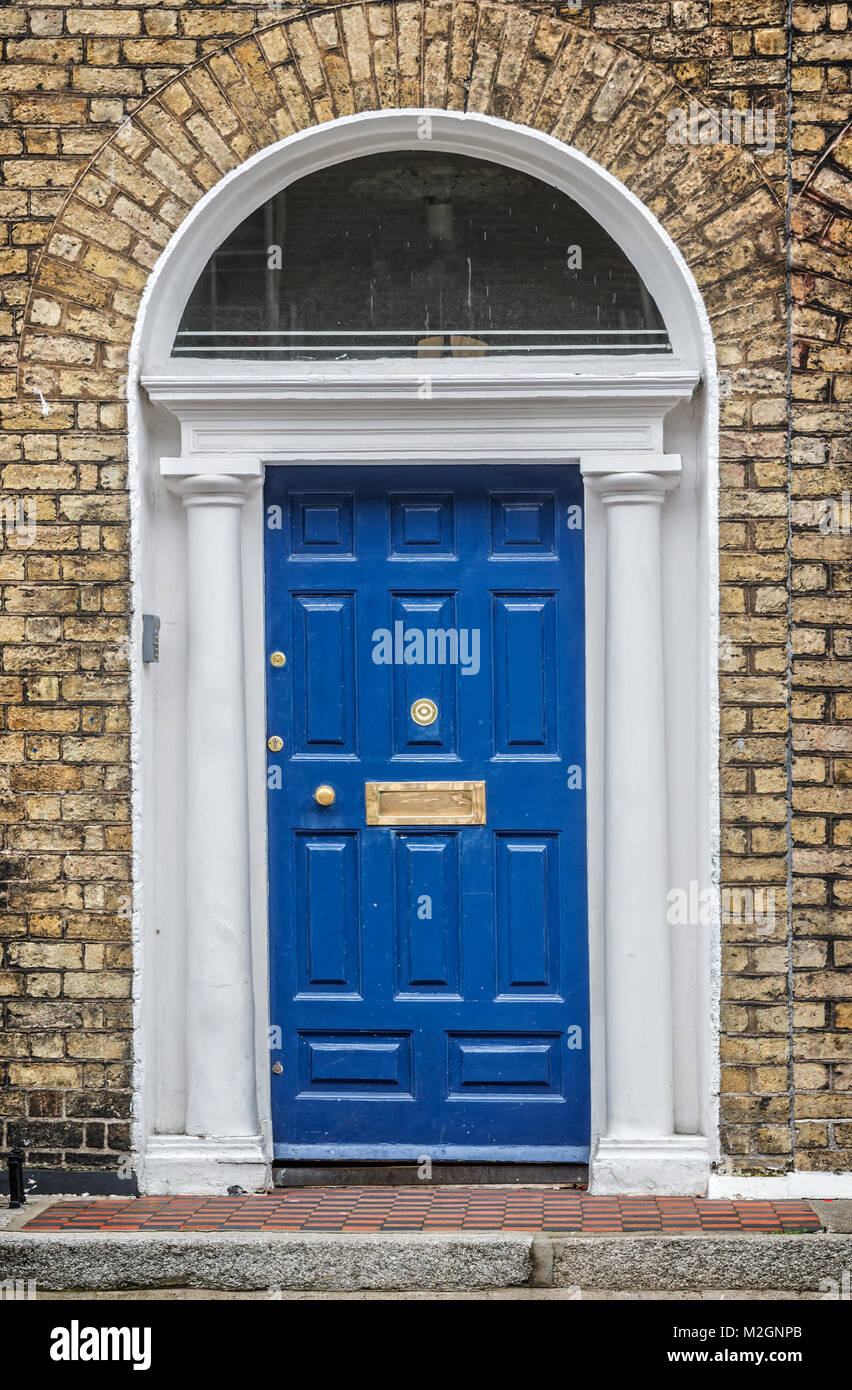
left=173, top=152, right=670, bottom=360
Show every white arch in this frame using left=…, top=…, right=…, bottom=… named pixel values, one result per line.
left=132, top=109, right=714, bottom=371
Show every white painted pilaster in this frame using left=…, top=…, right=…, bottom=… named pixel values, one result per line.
left=144, top=456, right=268, bottom=1195
left=582, top=454, right=709, bottom=1195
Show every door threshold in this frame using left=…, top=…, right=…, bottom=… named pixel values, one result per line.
left=272, top=1161, right=588, bottom=1188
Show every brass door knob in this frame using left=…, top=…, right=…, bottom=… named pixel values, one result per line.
left=314, top=784, right=336, bottom=806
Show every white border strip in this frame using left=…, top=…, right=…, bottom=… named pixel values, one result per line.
left=710, top=1172, right=852, bottom=1199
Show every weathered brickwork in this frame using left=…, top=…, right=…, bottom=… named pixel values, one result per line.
left=788, top=2, right=852, bottom=1174
left=0, top=1, right=848, bottom=1176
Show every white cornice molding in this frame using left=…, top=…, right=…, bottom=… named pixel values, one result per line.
left=142, top=362, right=700, bottom=465
left=581, top=452, right=682, bottom=480
left=160, top=453, right=263, bottom=478
left=143, top=358, right=700, bottom=407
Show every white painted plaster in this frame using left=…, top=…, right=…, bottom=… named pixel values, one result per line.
left=709, top=1173, right=852, bottom=1200
left=594, top=1137, right=713, bottom=1197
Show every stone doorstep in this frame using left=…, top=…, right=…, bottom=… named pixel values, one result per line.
left=1, top=1221, right=851, bottom=1293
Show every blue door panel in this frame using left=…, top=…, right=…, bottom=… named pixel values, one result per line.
left=449, top=1036, right=561, bottom=1094
left=265, top=465, right=590, bottom=1160
left=391, top=593, right=457, bottom=755
left=290, top=493, right=355, bottom=555
left=395, top=834, right=460, bottom=995
left=391, top=493, right=454, bottom=555
left=291, top=594, right=357, bottom=752
left=496, top=835, right=560, bottom=996
left=299, top=1034, right=413, bottom=1093
left=295, top=834, right=360, bottom=996
left=493, top=593, right=558, bottom=752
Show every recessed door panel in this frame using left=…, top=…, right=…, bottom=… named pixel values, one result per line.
left=493, top=593, right=557, bottom=755
left=298, top=1033, right=413, bottom=1096
left=395, top=833, right=460, bottom=996
left=448, top=1035, right=562, bottom=1096
left=291, top=594, right=356, bottom=753
left=295, top=833, right=360, bottom=996
left=390, top=593, right=457, bottom=754
left=290, top=493, right=354, bottom=556
left=390, top=494, right=454, bottom=557
left=490, top=493, right=556, bottom=556
left=496, top=835, right=561, bottom=998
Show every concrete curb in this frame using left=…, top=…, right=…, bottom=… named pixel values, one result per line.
left=0, top=1231, right=533, bottom=1292
left=550, top=1233, right=852, bottom=1292
left=1, top=1229, right=850, bottom=1293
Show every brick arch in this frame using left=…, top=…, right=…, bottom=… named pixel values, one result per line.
left=17, top=0, right=785, bottom=401
left=791, top=115, right=852, bottom=355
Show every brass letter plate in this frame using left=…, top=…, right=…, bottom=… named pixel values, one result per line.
left=365, top=781, right=486, bottom=826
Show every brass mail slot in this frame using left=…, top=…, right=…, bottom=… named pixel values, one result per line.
left=365, top=781, right=486, bottom=826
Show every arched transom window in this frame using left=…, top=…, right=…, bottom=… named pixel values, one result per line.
left=173, top=151, right=670, bottom=360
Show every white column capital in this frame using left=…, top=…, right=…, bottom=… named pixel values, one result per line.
left=579, top=452, right=681, bottom=499
left=585, top=470, right=680, bottom=506
left=161, top=453, right=262, bottom=485
left=164, top=471, right=262, bottom=508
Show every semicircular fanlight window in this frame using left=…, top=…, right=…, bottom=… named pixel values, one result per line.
left=173, top=151, right=670, bottom=361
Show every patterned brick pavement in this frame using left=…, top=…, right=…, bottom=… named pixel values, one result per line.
left=20, top=1191, right=823, bottom=1234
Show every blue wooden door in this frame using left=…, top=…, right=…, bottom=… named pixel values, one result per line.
left=265, top=465, right=589, bottom=1160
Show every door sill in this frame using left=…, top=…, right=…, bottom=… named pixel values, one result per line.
left=273, top=1144, right=590, bottom=1163
left=273, top=1161, right=588, bottom=1188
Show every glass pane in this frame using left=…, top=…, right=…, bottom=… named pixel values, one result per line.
left=173, top=152, right=670, bottom=360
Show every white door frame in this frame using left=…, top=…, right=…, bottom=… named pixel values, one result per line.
left=130, top=111, right=720, bottom=1196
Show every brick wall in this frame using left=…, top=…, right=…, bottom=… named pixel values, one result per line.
left=788, top=1, right=852, bottom=1172
left=0, top=0, right=849, bottom=1176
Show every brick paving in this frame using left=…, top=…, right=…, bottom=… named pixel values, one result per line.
left=20, top=1191, right=823, bottom=1235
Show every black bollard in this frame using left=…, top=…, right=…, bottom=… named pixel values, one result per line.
left=7, top=1147, right=25, bottom=1209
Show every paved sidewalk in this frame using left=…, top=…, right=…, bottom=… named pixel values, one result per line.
left=16, top=1189, right=823, bottom=1234
left=2, top=1194, right=849, bottom=1295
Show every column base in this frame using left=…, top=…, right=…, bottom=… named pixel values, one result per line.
left=141, top=1134, right=270, bottom=1196
left=590, top=1135, right=710, bottom=1196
